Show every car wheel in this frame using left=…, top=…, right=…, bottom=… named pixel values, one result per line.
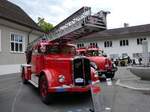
left=105, top=73, right=115, bottom=79
left=39, top=75, right=52, bottom=105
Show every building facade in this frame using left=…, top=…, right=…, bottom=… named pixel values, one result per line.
left=0, top=0, right=43, bottom=66
left=75, top=24, right=150, bottom=61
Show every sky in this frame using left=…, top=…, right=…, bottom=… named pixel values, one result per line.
left=9, top=0, right=150, bottom=29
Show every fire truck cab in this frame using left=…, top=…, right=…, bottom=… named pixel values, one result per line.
left=77, top=46, right=117, bottom=79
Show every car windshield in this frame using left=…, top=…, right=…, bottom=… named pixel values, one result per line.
left=86, top=50, right=103, bottom=56
left=45, top=45, right=76, bottom=55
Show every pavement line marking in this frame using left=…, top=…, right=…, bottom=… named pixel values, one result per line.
left=0, top=72, right=20, bottom=76
left=11, top=83, right=22, bottom=112
left=0, top=77, right=19, bottom=81
left=0, top=84, right=19, bottom=92
left=116, top=79, right=150, bottom=91
left=118, top=77, right=140, bottom=81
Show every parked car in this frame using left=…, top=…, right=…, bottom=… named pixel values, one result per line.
left=76, top=46, right=117, bottom=78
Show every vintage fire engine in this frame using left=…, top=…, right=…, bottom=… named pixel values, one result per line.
left=21, top=7, right=107, bottom=104
left=76, top=45, right=117, bottom=79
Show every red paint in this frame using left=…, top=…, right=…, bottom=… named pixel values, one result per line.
left=92, top=86, right=101, bottom=94
left=77, top=46, right=114, bottom=76
left=22, top=40, right=99, bottom=94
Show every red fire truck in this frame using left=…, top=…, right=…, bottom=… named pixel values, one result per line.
left=21, top=7, right=108, bottom=104
left=76, top=46, right=117, bottom=79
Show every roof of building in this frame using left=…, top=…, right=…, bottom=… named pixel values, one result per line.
left=83, top=24, right=150, bottom=39
left=0, top=0, right=42, bottom=32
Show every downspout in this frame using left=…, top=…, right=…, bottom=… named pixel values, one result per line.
left=27, top=29, right=33, bottom=45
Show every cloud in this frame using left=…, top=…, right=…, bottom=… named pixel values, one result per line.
left=9, top=0, right=150, bottom=28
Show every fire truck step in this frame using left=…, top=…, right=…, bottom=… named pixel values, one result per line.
left=29, top=80, right=39, bottom=88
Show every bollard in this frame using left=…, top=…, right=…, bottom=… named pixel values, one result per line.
left=90, top=78, right=115, bottom=112
left=90, top=81, right=102, bottom=112
left=101, top=78, right=116, bottom=112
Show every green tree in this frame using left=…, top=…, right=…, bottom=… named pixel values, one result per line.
left=37, top=17, right=53, bottom=32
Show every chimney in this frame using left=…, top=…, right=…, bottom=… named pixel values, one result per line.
left=124, top=23, right=129, bottom=27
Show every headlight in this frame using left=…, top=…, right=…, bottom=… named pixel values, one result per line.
left=91, top=62, right=98, bottom=69
left=94, top=71, right=99, bottom=78
left=58, top=75, right=65, bottom=83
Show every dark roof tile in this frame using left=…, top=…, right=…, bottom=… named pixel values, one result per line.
left=0, top=0, right=42, bottom=31
left=83, top=24, right=150, bottom=39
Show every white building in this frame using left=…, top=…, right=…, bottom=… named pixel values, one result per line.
left=75, top=24, right=150, bottom=60
left=0, top=0, right=43, bottom=74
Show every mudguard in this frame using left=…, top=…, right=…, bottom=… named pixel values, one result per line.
left=41, top=69, right=52, bottom=87
left=21, top=64, right=32, bottom=80
left=40, top=69, right=57, bottom=87
left=90, top=67, right=99, bottom=81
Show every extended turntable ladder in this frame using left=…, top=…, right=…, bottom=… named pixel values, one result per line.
left=27, top=6, right=108, bottom=50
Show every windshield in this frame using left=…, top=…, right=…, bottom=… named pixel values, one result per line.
left=45, top=45, right=76, bottom=55
left=86, top=50, right=103, bottom=56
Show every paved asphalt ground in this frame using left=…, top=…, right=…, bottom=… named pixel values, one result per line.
left=0, top=67, right=150, bottom=112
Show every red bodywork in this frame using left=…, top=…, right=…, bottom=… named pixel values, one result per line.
left=22, top=40, right=99, bottom=93
left=77, top=46, right=117, bottom=78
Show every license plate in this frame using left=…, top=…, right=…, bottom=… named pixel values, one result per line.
left=75, top=78, right=84, bottom=83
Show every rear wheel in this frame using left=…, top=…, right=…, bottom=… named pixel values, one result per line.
left=39, top=75, right=52, bottom=105
left=21, top=67, right=28, bottom=84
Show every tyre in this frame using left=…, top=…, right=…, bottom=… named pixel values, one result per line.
left=120, top=61, right=125, bottom=66
left=39, top=75, right=52, bottom=105
left=105, top=73, right=115, bottom=79
left=21, top=67, right=28, bottom=84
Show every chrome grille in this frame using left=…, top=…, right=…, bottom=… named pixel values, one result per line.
left=73, top=57, right=91, bottom=86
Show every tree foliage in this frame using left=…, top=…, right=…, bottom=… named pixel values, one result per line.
left=37, top=17, right=53, bottom=32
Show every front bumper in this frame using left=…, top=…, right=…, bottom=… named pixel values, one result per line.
left=98, top=67, right=117, bottom=75
left=48, top=81, right=99, bottom=93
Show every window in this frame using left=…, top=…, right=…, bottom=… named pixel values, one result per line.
left=104, top=41, right=112, bottom=48
left=133, top=53, right=142, bottom=58
left=45, top=45, right=76, bottom=55
left=10, top=33, right=25, bottom=53
left=120, top=40, right=129, bottom=46
left=137, top=37, right=146, bottom=45
left=89, top=42, right=98, bottom=48
left=0, top=30, right=1, bottom=52
left=77, top=43, right=84, bottom=48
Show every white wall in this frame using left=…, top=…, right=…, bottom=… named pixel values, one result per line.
left=0, top=24, right=41, bottom=65
left=0, top=64, right=21, bottom=75
left=76, top=35, right=150, bottom=59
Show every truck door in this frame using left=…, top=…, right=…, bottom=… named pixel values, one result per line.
left=31, top=46, right=44, bottom=74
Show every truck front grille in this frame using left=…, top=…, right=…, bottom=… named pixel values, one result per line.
left=73, top=57, right=91, bottom=86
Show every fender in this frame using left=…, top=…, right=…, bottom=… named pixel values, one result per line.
left=21, top=64, right=32, bottom=80
left=90, top=67, right=99, bottom=81
left=40, top=69, right=57, bottom=87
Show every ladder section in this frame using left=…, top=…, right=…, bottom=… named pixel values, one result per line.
left=26, top=7, right=108, bottom=51
left=47, top=6, right=108, bottom=41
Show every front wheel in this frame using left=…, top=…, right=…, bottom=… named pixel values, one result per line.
left=39, top=75, right=52, bottom=105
